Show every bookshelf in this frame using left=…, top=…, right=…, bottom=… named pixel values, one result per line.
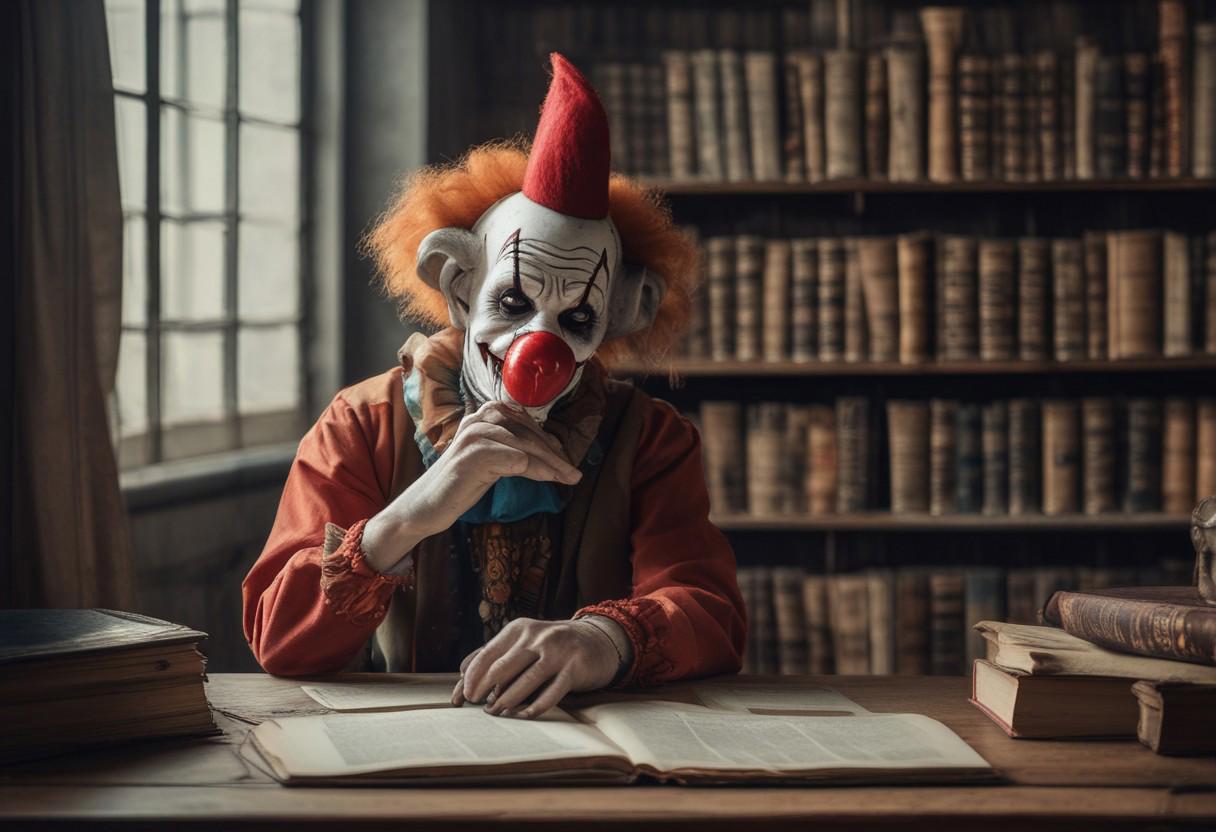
left=712, top=512, right=1192, bottom=532
left=616, top=356, right=1216, bottom=377
left=644, top=177, right=1216, bottom=195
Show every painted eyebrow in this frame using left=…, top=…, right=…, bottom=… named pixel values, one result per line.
left=576, top=248, right=609, bottom=307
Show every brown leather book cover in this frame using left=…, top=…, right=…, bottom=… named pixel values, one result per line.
left=1081, top=398, right=1116, bottom=515
left=734, top=235, right=764, bottom=361
left=1159, top=0, right=1188, bottom=177
left=940, top=236, right=978, bottom=360
left=719, top=50, right=751, bottom=182
left=700, top=401, right=745, bottom=514
left=1044, top=586, right=1216, bottom=666
left=791, top=238, right=819, bottom=361
left=920, top=6, right=965, bottom=183
left=895, top=569, right=931, bottom=675
left=762, top=240, right=791, bottom=361
left=957, top=53, right=991, bottom=182
left=746, top=403, right=786, bottom=516
left=981, top=401, right=1009, bottom=516
left=999, top=53, right=1027, bottom=182
left=864, top=50, right=888, bottom=180
left=844, top=239, right=868, bottom=363
left=1035, top=51, right=1060, bottom=181
left=1042, top=399, right=1080, bottom=515
left=930, top=571, right=965, bottom=675
left=835, top=397, right=872, bottom=513
left=705, top=237, right=736, bottom=361
left=1194, top=23, right=1216, bottom=178
left=1083, top=231, right=1108, bottom=359
left=662, top=51, right=695, bottom=181
left=744, top=51, right=781, bottom=182
left=1052, top=239, right=1086, bottom=361
left=817, top=238, right=847, bottom=361
left=886, top=41, right=926, bottom=181
left=858, top=237, right=899, bottom=362
left=828, top=573, right=870, bottom=674
left=1162, top=398, right=1196, bottom=515
left=897, top=232, right=932, bottom=363
left=1124, top=52, right=1151, bottom=178
left=887, top=400, right=930, bottom=513
left=771, top=567, right=808, bottom=674
left=1008, top=399, right=1041, bottom=515
left=978, top=239, right=1015, bottom=361
left=824, top=49, right=863, bottom=179
left=1017, top=238, right=1050, bottom=361
left=802, top=573, right=834, bottom=673
left=805, top=404, right=837, bottom=515
left=930, top=398, right=959, bottom=515
left=1198, top=399, right=1216, bottom=502
left=781, top=54, right=806, bottom=183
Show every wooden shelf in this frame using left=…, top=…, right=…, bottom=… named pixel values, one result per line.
left=711, top=512, right=1191, bottom=532
left=614, top=356, right=1216, bottom=378
left=642, top=177, right=1216, bottom=196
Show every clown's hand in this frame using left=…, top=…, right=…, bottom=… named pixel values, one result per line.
left=451, top=616, right=632, bottom=719
left=362, top=401, right=582, bottom=572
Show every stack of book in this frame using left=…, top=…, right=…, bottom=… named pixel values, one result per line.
left=699, top=396, right=1216, bottom=517
left=680, top=229, right=1216, bottom=365
left=971, top=585, right=1216, bottom=754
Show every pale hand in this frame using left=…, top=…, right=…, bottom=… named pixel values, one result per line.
left=451, top=617, right=629, bottom=719
left=361, top=400, right=582, bottom=573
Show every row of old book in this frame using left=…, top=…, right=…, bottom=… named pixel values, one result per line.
left=684, top=229, right=1216, bottom=365
left=737, top=561, right=1193, bottom=678
left=700, top=397, right=1216, bottom=517
left=596, top=2, right=1216, bottom=182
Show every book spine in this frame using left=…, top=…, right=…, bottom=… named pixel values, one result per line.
left=746, top=402, right=786, bottom=515
left=1044, top=590, right=1216, bottom=666
left=782, top=54, right=806, bottom=182
left=930, top=398, right=958, bottom=515
left=782, top=405, right=812, bottom=515
left=791, top=239, right=819, bottom=361
left=897, top=232, right=932, bottom=363
left=1125, top=53, right=1151, bottom=179
left=1052, top=238, right=1086, bottom=361
left=991, top=57, right=1004, bottom=181
left=1198, top=399, right=1216, bottom=502
left=735, top=235, right=763, bottom=361
left=886, top=42, right=926, bottom=181
left=981, top=400, right=1009, bottom=515
left=803, top=573, right=834, bottom=673
left=744, top=51, right=782, bottom=182
left=836, top=396, right=872, bottom=513
left=828, top=573, right=871, bottom=675
left=940, top=236, right=978, bottom=360
left=1074, top=37, right=1098, bottom=179
left=1024, top=52, right=1041, bottom=182
left=865, top=50, right=888, bottom=180
left=647, top=62, right=670, bottom=178
left=978, top=239, right=1016, bottom=361
left=806, top=404, right=837, bottom=515
left=1164, top=232, right=1192, bottom=357
left=772, top=567, right=809, bottom=674
left=929, top=571, right=965, bottom=675
left=817, top=238, right=847, bottom=361
left=700, top=401, right=746, bottom=514
left=1036, top=51, right=1060, bottom=181
left=1060, top=49, right=1076, bottom=179
left=887, top=400, right=931, bottom=513
left=706, top=237, right=736, bottom=360
left=762, top=239, right=791, bottom=361
left=1042, top=399, right=1080, bottom=515
left=1008, top=399, right=1041, bottom=515
left=1094, top=55, right=1127, bottom=179
left=1083, top=231, right=1109, bottom=359
left=1163, top=398, right=1196, bottom=515
left=844, top=239, right=868, bottom=362
left=1017, top=238, right=1050, bottom=361
left=1081, top=398, right=1116, bottom=514
left=920, top=7, right=965, bottom=183
left=690, top=50, right=724, bottom=180
left=718, top=50, right=751, bottom=182
left=796, top=52, right=826, bottom=182
left=867, top=569, right=896, bottom=675
left=663, top=51, right=696, bottom=181
left=1004, top=568, right=1038, bottom=625
left=1149, top=53, right=1167, bottom=178
left=737, top=568, right=758, bottom=673
left=627, top=63, right=650, bottom=175
left=955, top=403, right=983, bottom=514
left=1110, top=230, right=1164, bottom=359
left=824, top=49, right=863, bottom=179
left=1159, top=0, right=1188, bottom=177
left=895, top=569, right=931, bottom=675
left=958, top=54, right=991, bottom=182
left=858, top=237, right=899, bottom=362
left=1194, top=23, right=1216, bottom=178
left=1125, top=398, right=1164, bottom=513
left=753, top=568, right=778, bottom=673
left=1000, top=53, right=1027, bottom=182
left=683, top=230, right=708, bottom=359
left=964, top=568, right=1005, bottom=668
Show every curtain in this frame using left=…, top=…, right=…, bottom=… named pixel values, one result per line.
left=3, top=0, right=134, bottom=608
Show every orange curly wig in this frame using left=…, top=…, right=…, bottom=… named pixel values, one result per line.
left=364, top=141, right=698, bottom=367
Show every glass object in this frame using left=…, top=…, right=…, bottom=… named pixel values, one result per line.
left=161, top=219, right=226, bottom=321
left=114, top=96, right=146, bottom=212
left=239, top=123, right=298, bottom=224
left=122, top=216, right=147, bottom=325
left=160, top=0, right=227, bottom=111
left=160, top=106, right=225, bottom=215
left=239, top=9, right=300, bottom=123
left=162, top=330, right=226, bottom=425
left=238, top=325, right=299, bottom=413
left=104, top=0, right=146, bottom=93
left=238, top=221, right=298, bottom=321
left=115, top=330, right=148, bottom=437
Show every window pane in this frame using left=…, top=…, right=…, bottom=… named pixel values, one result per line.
left=161, top=106, right=225, bottom=215
left=123, top=216, right=147, bottom=325
left=162, top=219, right=226, bottom=320
left=239, top=123, right=298, bottom=224
left=105, top=0, right=146, bottom=93
left=243, top=0, right=299, bottom=11
left=238, top=325, right=299, bottom=414
left=161, top=0, right=227, bottom=110
left=163, top=330, right=226, bottom=425
left=239, top=222, right=298, bottom=320
left=116, top=330, right=148, bottom=437
left=115, top=96, right=146, bottom=212
left=239, top=10, right=299, bottom=123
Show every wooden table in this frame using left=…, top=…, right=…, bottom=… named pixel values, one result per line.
left=1, top=673, right=1213, bottom=830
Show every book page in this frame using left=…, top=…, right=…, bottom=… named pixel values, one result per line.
left=301, top=680, right=455, bottom=712
left=251, top=705, right=628, bottom=778
left=691, top=682, right=870, bottom=715
left=582, top=701, right=990, bottom=775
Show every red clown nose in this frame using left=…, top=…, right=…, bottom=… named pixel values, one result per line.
left=502, top=331, right=577, bottom=408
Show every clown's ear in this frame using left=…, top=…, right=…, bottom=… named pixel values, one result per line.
left=604, top=262, right=666, bottom=340
left=417, top=228, right=482, bottom=329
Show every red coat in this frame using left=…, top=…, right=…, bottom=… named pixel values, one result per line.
left=242, top=368, right=746, bottom=684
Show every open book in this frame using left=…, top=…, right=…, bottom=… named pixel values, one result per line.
left=245, top=698, right=994, bottom=786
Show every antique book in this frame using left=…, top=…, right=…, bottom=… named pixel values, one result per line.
left=705, top=237, right=736, bottom=360
left=886, top=39, right=925, bottom=181
left=597, top=63, right=630, bottom=175
left=1159, top=0, right=1187, bottom=177
left=737, top=568, right=761, bottom=673
left=1148, top=52, right=1167, bottom=178
left=744, top=51, right=781, bottom=181
left=930, top=398, right=959, bottom=515
left=0, top=609, right=215, bottom=764
left=919, top=7, right=964, bottom=182
left=718, top=50, right=751, bottom=182
left=1133, top=681, right=1216, bottom=755
left=867, top=569, right=897, bottom=675
left=1193, top=23, right=1216, bottom=178
left=762, top=239, right=791, bottom=361
left=975, top=620, right=1216, bottom=683
left=684, top=235, right=709, bottom=359
left=806, top=404, right=837, bottom=515
left=772, top=567, right=808, bottom=674
left=964, top=568, right=1005, bottom=669
left=896, top=569, right=931, bottom=675
left=897, top=232, right=932, bottom=363
left=625, top=64, right=650, bottom=176
left=835, top=396, right=871, bottom=513
left=791, top=238, right=818, bottom=361
left=957, top=54, right=991, bottom=181
left=930, top=571, right=965, bottom=676
left=1016, top=238, right=1050, bottom=361
left=978, top=239, right=1015, bottom=361
left=1124, top=52, right=1151, bottom=178
left=1052, top=238, right=1086, bottom=361
left=999, top=54, right=1027, bottom=182
left=793, top=51, right=826, bottom=182
left=753, top=568, right=779, bottom=673
left=864, top=51, right=888, bottom=180
left=781, top=54, right=806, bottom=182
left=991, top=55, right=1004, bottom=180
left=646, top=63, right=669, bottom=178
left=1081, top=398, right=1116, bottom=515
left=955, top=403, right=983, bottom=515
left=699, top=401, right=745, bottom=514
left=663, top=51, right=695, bottom=181
left=1198, top=399, right=1216, bottom=502
left=1042, top=400, right=1080, bottom=515
left=828, top=573, right=871, bottom=674
left=1163, top=232, right=1192, bottom=357
left=803, top=573, right=834, bottom=674
left=1125, top=398, right=1163, bottom=513
left=939, top=236, right=978, bottom=360
left=1060, top=47, right=1076, bottom=179
left=1008, top=399, right=1040, bottom=515
left=1074, top=36, right=1098, bottom=179
left=818, top=238, right=847, bottom=360
left=690, top=49, right=724, bottom=180
left=844, top=239, right=868, bottom=362
left=887, top=400, right=930, bottom=513
left=735, top=235, right=764, bottom=361
left=1094, top=55, right=1126, bottom=178
left=1023, top=50, right=1041, bottom=181
left=1108, top=230, right=1163, bottom=359
left=1043, top=586, right=1216, bottom=666
left=824, top=49, right=863, bottom=179
left=1035, top=51, right=1060, bottom=181
left=858, top=237, right=899, bottom=362
left=781, top=405, right=813, bottom=515
left=1083, top=231, right=1108, bottom=359
left=746, top=403, right=786, bottom=515
left=971, top=660, right=1139, bottom=739
left=1004, top=569, right=1038, bottom=625
left=980, top=401, right=1009, bottom=515
left=1162, top=398, right=1196, bottom=515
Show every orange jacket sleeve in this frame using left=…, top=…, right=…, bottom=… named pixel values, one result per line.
left=577, top=399, right=747, bottom=686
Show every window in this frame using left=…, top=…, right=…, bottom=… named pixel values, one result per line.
left=105, top=0, right=308, bottom=467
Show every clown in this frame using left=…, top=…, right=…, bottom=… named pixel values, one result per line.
left=243, top=54, right=745, bottom=718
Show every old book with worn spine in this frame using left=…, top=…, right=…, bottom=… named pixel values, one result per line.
left=690, top=50, right=723, bottom=180
left=1017, top=238, right=1050, bottom=361
left=999, top=54, right=1027, bottom=182
left=744, top=51, right=781, bottom=182
left=958, top=54, right=991, bottom=181
left=1159, top=0, right=1188, bottom=177
left=868, top=569, right=897, bottom=675
left=886, top=39, right=925, bottom=181
left=625, top=64, right=649, bottom=176
left=930, top=399, right=958, bottom=515
left=1081, top=398, right=1116, bottom=515
left=981, top=401, right=1009, bottom=515
left=1042, top=400, right=1080, bottom=515
left=806, top=404, right=837, bottom=515
left=1124, top=52, right=1151, bottom=178
left=791, top=239, right=818, bottom=361
left=1083, top=231, right=1108, bottom=359
left=1193, top=23, right=1216, bottom=178
left=735, top=235, right=763, bottom=361
left=700, top=401, right=745, bottom=514
left=896, top=569, right=931, bottom=675
left=663, top=52, right=695, bottom=181
left=1008, top=399, right=1040, bottom=515
left=897, top=232, right=932, bottom=363
left=828, top=573, right=871, bottom=675
left=793, top=51, right=826, bottom=182
left=782, top=54, right=806, bottom=182
left=1162, top=398, right=1195, bottom=515
left=1094, top=55, right=1126, bottom=178
left=930, top=571, right=965, bottom=675
left=920, top=7, right=964, bottom=182
left=1134, top=681, right=1216, bottom=755
left=824, top=49, right=863, bottom=179
left=1023, top=51, right=1041, bottom=181
left=836, top=397, right=872, bottom=513
left=858, top=237, right=898, bottom=362
left=746, top=403, right=785, bottom=515
left=762, top=239, right=791, bottom=361
left=818, top=238, right=847, bottom=361
left=888, top=400, right=930, bottom=513
left=1074, top=36, right=1098, bottom=179
left=1125, top=398, right=1163, bottom=513
left=955, top=404, right=983, bottom=515
left=1199, top=399, right=1216, bottom=502
left=940, top=236, right=978, bottom=360
left=738, top=568, right=760, bottom=673
left=978, top=239, right=1015, bottom=361
left=1035, top=51, right=1060, bottom=180
left=772, top=567, right=808, bottom=675
left=1108, top=230, right=1163, bottom=359
left=782, top=405, right=812, bottom=515
left=865, top=51, right=888, bottom=180
left=803, top=573, right=834, bottom=674
left=646, top=63, right=669, bottom=178
left=844, top=240, right=868, bottom=363
left=971, top=660, right=1141, bottom=740
left=597, top=63, right=629, bottom=175
left=1163, top=232, right=1192, bottom=357
left=965, top=568, right=1005, bottom=668
left=1060, top=47, right=1076, bottom=179
left=752, top=568, right=778, bottom=674
left=706, top=237, right=735, bottom=361
left=1005, top=569, right=1038, bottom=625
left=719, top=50, right=751, bottom=182
left=1052, top=238, right=1086, bottom=361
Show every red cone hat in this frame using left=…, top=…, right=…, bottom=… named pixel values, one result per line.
left=522, top=53, right=610, bottom=221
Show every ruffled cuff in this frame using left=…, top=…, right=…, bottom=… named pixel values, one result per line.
left=320, top=519, right=414, bottom=626
left=574, top=598, right=675, bottom=688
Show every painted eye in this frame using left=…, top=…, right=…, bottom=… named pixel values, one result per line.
left=560, top=304, right=596, bottom=331
left=499, top=289, right=533, bottom=316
